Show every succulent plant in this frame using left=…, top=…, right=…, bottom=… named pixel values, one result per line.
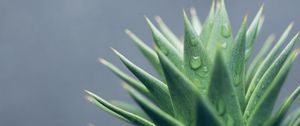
left=85, top=0, right=300, bottom=126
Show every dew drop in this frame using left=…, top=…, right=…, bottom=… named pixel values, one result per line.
left=261, top=85, right=265, bottom=89
left=221, top=24, right=232, bottom=38
left=249, top=86, right=255, bottom=93
left=222, top=42, right=227, bottom=49
left=191, top=37, right=198, bottom=46
left=234, top=75, right=240, bottom=86
left=245, top=111, right=250, bottom=119
left=160, top=47, right=168, bottom=55
left=255, top=78, right=260, bottom=83
left=190, top=56, right=202, bottom=69
left=257, top=92, right=262, bottom=97
left=217, top=99, right=225, bottom=115
left=200, top=88, right=207, bottom=95
left=203, top=66, right=208, bottom=72
left=197, top=66, right=209, bottom=77
left=193, top=78, right=201, bottom=85
left=231, top=92, right=236, bottom=97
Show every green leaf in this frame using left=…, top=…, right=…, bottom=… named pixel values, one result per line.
left=157, top=50, right=222, bottom=126
left=281, top=108, right=300, bottom=126
left=246, top=24, right=295, bottom=102
left=206, top=0, right=234, bottom=59
left=190, top=7, right=202, bottom=35
left=125, top=29, right=166, bottom=82
left=293, top=118, right=300, bottom=126
left=86, top=95, right=129, bottom=122
left=124, top=84, right=184, bottom=126
left=157, top=49, right=198, bottom=125
left=200, top=0, right=215, bottom=48
left=245, top=49, right=299, bottom=126
left=183, top=10, right=212, bottom=92
left=154, top=16, right=183, bottom=53
left=290, top=112, right=300, bottom=126
left=228, top=16, right=247, bottom=110
left=245, top=5, right=264, bottom=62
left=196, top=96, right=224, bottom=126
left=99, top=58, right=152, bottom=100
left=85, top=90, right=154, bottom=126
left=245, top=33, right=299, bottom=121
left=145, top=17, right=183, bottom=69
left=246, top=32, right=298, bottom=108
left=208, top=51, right=244, bottom=126
left=265, top=51, right=300, bottom=125
left=113, top=49, right=174, bottom=115
left=246, top=34, right=276, bottom=90
left=275, top=83, right=300, bottom=123
left=111, top=100, right=150, bottom=120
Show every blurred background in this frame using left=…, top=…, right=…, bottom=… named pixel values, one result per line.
left=0, top=0, right=299, bottom=125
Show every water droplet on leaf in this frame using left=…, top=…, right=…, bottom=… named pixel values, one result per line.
left=231, top=92, right=236, bottom=97
left=190, top=56, right=202, bottom=69
left=221, top=24, right=231, bottom=38
left=234, top=75, right=240, bottom=86
left=202, top=66, right=208, bottom=72
left=261, top=85, right=265, bottom=89
left=160, top=47, right=168, bottom=55
left=245, top=111, right=250, bottom=119
left=222, top=42, right=227, bottom=48
left=197, top=66, right=209, bottom=77
left=200, top=88, right=207, bottom=94
left=191, top=37, right=198, bottom=46
left=217, top=99, right=225, bottom=115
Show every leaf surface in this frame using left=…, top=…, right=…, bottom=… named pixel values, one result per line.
left=125, top=30, right=166, bottom=81
left=200, top=0, right=215, bottom=48
left=183, top=10, right=212, bottom=92
left=86, top=91, right=154, bottom=126
left=209, top=51, right=244, bottom=126
left=99, top=58, right=152, bottom=100
left=246, top=34, right=276, bottom=90
left=125, top=84, right=184, bottom=126
left=111, top=100, right=150, bottom=120
left=113, top=49, right=174, bottom=115
left=246, top=24, right=295, bottom=102
left=246, top=49, right=299, bottom=126
left=154, top=16, right=183, bottom=53
left=157, top=49, right=223, bottom=126
left=228, top=16, right=247, bottom=110
left=245, top=6, right=264, bottom=62
left=146, top=17, right=183, bottom=69
left=190, top=7, right=202, bottom=35
left=206, top=0, right=233, bottom=59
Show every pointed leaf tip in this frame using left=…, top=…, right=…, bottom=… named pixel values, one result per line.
left=111, top=48, right=121, bottom=56
left=113, top=49, right=174, bottom=115
left=125, top=84, right=184, bottom=126
left=190, top=7, right=198, bottom=18
left=243, top=15, right=248, bottom=23
left=260, top=4, right=264, bottom=12
left=182, top=9, right=188, bottom=19
left=145, top=16, right=154, bottom=28
left=98, top=58, right=107, bottom=64
left=85, top=90, right=92, bottom=95
left=124, top=29, right=131, bottom=35
left=86, top=90, right=155, bottom=126
left=154, top=16, right=162, bottom=23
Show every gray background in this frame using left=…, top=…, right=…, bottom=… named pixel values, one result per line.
left=0, top=0, right=299, bottom=126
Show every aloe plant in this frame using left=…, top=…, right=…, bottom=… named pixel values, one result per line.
left=85, top=0, right=300, bottom=126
